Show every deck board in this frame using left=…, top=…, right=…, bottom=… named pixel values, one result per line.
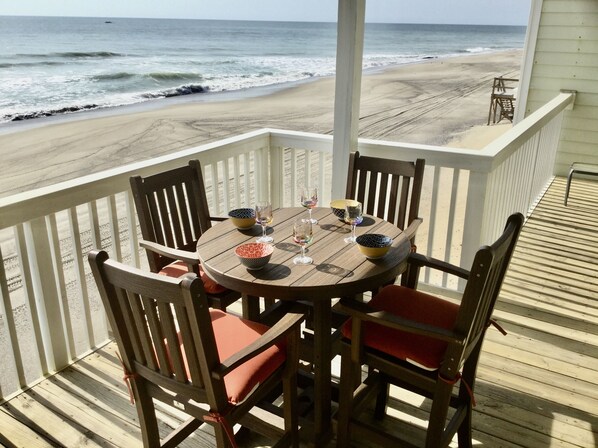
left=1, top=176, right=597, bottom=447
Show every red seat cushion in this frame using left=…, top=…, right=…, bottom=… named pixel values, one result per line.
left=159, top=260, right=227, bottom=294
left=172, top=309, right=287, bottom=405
left=341, top=285, right=459, bottom=370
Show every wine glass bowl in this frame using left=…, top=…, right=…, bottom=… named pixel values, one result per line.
left=228, top=207, right=256, bottom=229
left=255, top=201, right=274, bottom=243
left=299, top=186, right=318, bottom=224
left=344, top=202, right=363, bottom=244
left=292, top=218, right=313, bottom=265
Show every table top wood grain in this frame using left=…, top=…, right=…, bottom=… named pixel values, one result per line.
left=197, top=207, right=411, bottom=302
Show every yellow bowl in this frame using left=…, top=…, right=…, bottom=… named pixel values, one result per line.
left=330, top=199, right=361, bottom=222
left=356, top=234, right=392, bottom=259
left=228, top=208, right=256, bottom=229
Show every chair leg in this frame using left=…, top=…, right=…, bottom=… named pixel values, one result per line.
left=457, top=405, right=474, bottom=448
left=213, top=422, right=233, bottom=448
left=283, top=327, right=300, bottom=447
left=425, top=381, right=453, bottom=448
left=336, top=344, right=357, bottom=448
left=373, top=379, right=389, bottom=420
left=133, top=381, right=161, bottom=448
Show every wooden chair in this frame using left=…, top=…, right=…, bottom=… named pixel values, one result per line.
left=88, top=250, right=303, bottom=448
left=346, top=151, right=425, bottom=289
left=130, top=160, right=240, bottom=312
left=335, top=212, right=524, bottom=448
left=346, top=151, right=425, bottom=245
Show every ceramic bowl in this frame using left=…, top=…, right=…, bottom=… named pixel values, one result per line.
left=235, top=242, right=274, bottom=270
left=356, top=233, right=392, bottom=259
left=228, top=208, right=256, bottom=229
left=330, top=199, right=362, bottom=223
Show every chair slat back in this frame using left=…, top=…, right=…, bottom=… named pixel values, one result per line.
left=130, top=160, right=212, bottom=272
left=89, top=250, right=228, bottom=399
left=440, top=213, right=523, bottom=379
left=346, top=152, right=425, bottom=231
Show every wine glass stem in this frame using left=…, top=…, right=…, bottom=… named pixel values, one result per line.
left=308, top=208, right=312, bottom=221
left=262, top=224, right=267, bottom=238
left=301, top=245, right=306, bottom=259
left=352, top=224, right=356, bottom=240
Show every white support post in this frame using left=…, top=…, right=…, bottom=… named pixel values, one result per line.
left=460, top=171, right=489, bottom=276
left=26, top=217, right=69, bottom=372
left=331, top=0, right=366, bottom=199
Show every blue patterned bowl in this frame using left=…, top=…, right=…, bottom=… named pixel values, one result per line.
left=356, top=234, right=392, bottom=259
left=228, top=208, right=256, bottom=229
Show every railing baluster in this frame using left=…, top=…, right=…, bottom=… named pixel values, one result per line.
left=270, top=145, right=283, bottom=209
left=424, top=166, right=441, bottom=284
left=442, top=169, right=461, bottom=288
left=0, top=242, right=26, bottom=390
left=47, top=214, right=76, bottom=358
left=107, top=195, right=122, bottom=261
left=223, top=157, right=232, bottom=213
left=233, top=154, right=241, bottom=209
left=88, top=201, right=101, bottom=250
left=125, top=191, right=140, bottom=268
left=68, top=207, right=95, bottom=349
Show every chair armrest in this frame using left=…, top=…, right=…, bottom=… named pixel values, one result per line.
left=336, top=298, right=464, bottom=345
left=213, top=308, right=305, bottom=379
left=408, top=253, right=470, bottom=280
left=402, top=217, right=422, bottom=243
left=139, top=239, right=200, bottom=266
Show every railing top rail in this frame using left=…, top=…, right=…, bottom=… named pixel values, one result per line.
left=482, top=91, right=575, bottom=168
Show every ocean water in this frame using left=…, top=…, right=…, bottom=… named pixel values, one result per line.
left=0, top=16, right=526, bottom=123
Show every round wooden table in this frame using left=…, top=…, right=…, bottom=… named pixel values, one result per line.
left=197, top=207, right=411, bottom=445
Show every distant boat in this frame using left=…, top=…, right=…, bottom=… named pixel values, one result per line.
left=105, top=21, right=112, bottom=24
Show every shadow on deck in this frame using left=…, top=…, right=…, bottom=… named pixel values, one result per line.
left=1, top=176, right=597, bottom=448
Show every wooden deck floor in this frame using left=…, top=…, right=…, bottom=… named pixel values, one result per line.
left=1, top=176, right=597, bottom=448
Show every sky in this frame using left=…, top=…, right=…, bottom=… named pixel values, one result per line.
left=1, top=0, right=532, bottom=26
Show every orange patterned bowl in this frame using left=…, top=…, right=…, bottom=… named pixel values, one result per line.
left=234, top=242, right=274, bottom=270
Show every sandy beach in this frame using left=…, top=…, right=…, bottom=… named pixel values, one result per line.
left=0, top=50, right=521, bottom=198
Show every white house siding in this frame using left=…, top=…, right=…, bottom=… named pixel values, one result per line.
left=526, top=0, right=598, bottom=175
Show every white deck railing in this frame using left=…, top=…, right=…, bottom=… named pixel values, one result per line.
left=0, top=91, right=575, bottom=402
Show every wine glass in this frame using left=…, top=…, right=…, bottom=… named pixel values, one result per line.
left=293, top=218, right=313, bottom=265
left=299, top=186, right=318, bottom=224
left=255, top=201, right=273, bottom=243
left=344, top=202, right=362, bottom=244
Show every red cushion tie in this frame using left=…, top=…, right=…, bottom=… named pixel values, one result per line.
left=203, top=411, right=237, bottom=448
left=487, top=318, right=507, bottom=336
left=439, top=372, right=476, bottom=407
left=115, top=351, right=139, bottom=405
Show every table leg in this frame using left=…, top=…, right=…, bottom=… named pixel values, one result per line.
left=312, top=300, right=332, bottom=445
left=242, top=294, right=260, bottom=321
